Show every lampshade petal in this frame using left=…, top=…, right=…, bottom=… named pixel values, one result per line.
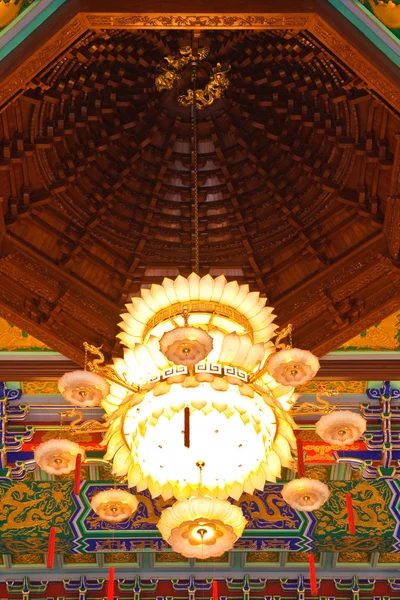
left=211, top=275, right=227, bottom=302
left=230, top=284, right=249, bottom=309
left=188, top=272, right=200, bottom=299
left=174, top=275, right=191, bottom=302
left=219, top=332, right=241, bottom=364
left=199, top=274, right=215, bottom=301
left=219, top=280, right=240, bottom=305
left=162, top=278, right=180, bottom=305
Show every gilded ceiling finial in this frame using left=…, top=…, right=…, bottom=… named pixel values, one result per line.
left=155, top=46, right=231, bottom=109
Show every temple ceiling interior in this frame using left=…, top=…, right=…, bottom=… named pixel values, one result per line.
left=0, top=0, right=400, bottom=596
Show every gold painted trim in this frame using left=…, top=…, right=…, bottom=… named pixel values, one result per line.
left=0, top=17, right=86, bottom=110
left=82, top=13, right=314, bottom=29
left=0, top=12, right=398, bottom=128
left=308, top=17, right=400, bottom=113
left=142, top=300, right=252, bottom=342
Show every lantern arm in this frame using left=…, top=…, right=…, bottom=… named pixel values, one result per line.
left=84, top=342, right=140, bottom=394
left=289, top=387, right=337, bottom=416
left=59, top=408, right=108, bottom=434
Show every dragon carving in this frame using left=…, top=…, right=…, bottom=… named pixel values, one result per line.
left=155, top=46, right=230, bottom=109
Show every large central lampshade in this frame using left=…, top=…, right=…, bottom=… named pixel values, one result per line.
left=102, top=273, right=302, bottom=501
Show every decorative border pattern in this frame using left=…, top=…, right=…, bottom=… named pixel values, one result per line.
left=0, top=12, right=399, bottom=125
left=83, top=14, right=313, bottom=29
left=308, top=18, right=400, bottom=113
left=0, top=17, right=85, bottom=110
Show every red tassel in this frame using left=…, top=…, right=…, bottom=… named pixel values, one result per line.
left=296, top=436, right=306, bottom=478
left=184, top=406, right=190, bottom=448
left=346, top=492, right=356, bottom=534
left=107, top=566, right=115, bottom=600
left=308, top=554, right=317, bottom=596
left=73, top=453, right=82, bottom=495
left=46, top=527, right=56, bottom=569
left=212, top=580, right=218, bottom=600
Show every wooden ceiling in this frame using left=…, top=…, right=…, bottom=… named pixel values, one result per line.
left=0, top=5, right=400, bottom=363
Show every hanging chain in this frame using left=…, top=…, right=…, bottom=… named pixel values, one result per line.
left=196, top=460, right=205, bottom=495
left=191, top=62, right=200, bottom=274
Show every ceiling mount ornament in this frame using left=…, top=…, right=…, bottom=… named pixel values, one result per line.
left=155, top=46, right=231, bottom=109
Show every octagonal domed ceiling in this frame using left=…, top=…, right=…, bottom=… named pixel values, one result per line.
left=0, top=28, right=399, bottom=361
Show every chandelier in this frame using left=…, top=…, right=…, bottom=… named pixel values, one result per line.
left=33, top=45, right=358, bottom=561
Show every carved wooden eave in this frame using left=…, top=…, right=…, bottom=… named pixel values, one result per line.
left=0, top=0, right=399, bottom=363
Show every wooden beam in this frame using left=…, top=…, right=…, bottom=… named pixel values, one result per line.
left=0, top=356, right=398, bottom=382
left=316, top=359, right=400, bottom=382
left=0, top=358, right=80, bottom=380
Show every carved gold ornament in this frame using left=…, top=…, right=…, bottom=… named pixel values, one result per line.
left=155, top=46, right=231, bottom=109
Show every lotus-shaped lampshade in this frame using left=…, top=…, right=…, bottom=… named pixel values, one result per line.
left=281, top=478, right=330, bottom=511
left=159, top=327, right=213, bottom=365
left=118, top=272, right=277, bottom=347
left=90, top=489, right=138, bottom=523
left=267, top=348, right=320, bottom=385
left=157, top=496, right=247, bottom=558
left=316, top=410, right=366, bottom=446
left=34, top=439, right=85, bottom=475
left=58, top=370, right=110, bottom=407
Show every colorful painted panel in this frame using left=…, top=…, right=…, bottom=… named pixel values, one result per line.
left=355, top=0, right=400, bottom=36
left=338, top=310, right=400, bottom=351
left=0, top=319, right=52, bottom=351
left=0, top=480, right=75, bottom=553
left=0, top=0, right=35, bottom=32
left=0, top=480, right=398, bottom=554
